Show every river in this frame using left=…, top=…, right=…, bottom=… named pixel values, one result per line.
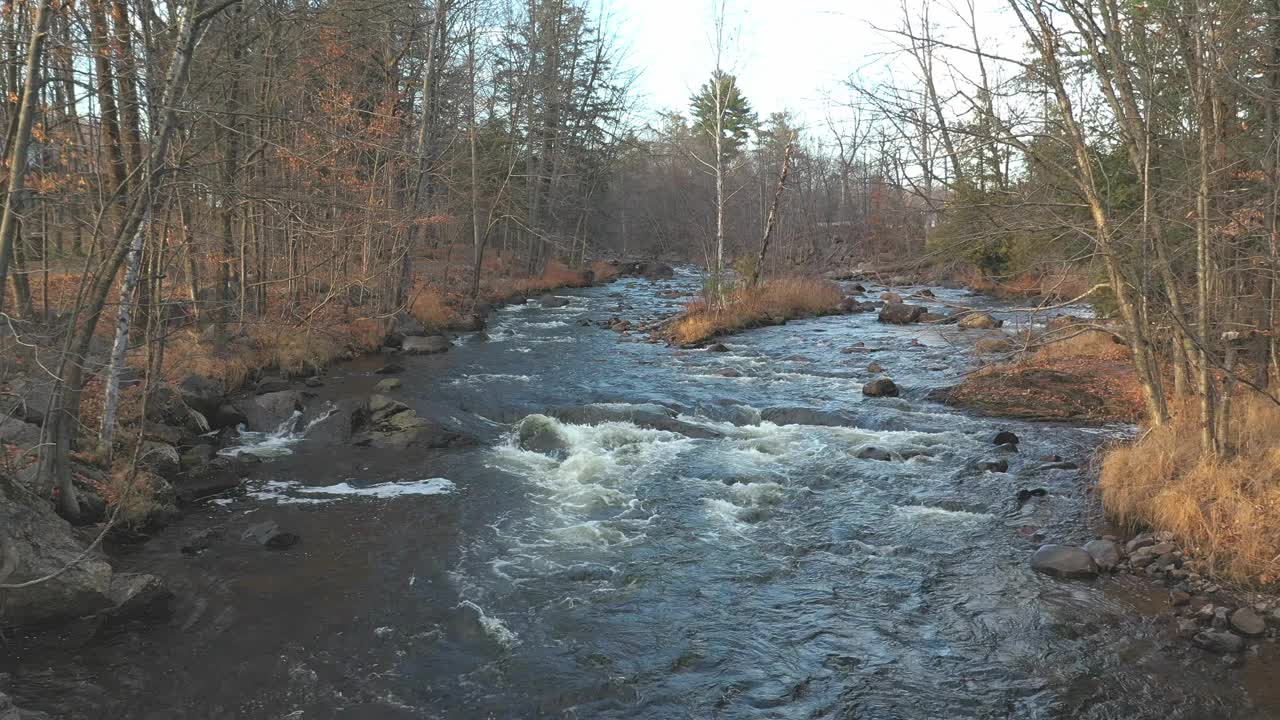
left=4, top=269, right=1276, bottom=719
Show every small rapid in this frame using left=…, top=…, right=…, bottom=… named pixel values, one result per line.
left=4, top=268, right=1274, bottom=720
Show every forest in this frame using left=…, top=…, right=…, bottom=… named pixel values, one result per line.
left=2, top=0, right=1280, bottom=687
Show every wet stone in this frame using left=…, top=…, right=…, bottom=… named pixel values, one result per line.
left=1193, top=630, right=1245, bottom=654
left=1231, top=608, right=1267, bottom=637
left=1083, top=539, right=1123, bottom=572
left=1031, top=544, right=1098, bottom=579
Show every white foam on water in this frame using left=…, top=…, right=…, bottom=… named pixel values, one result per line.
left=244, top=477, right=456, bottom=504
left=448, top=374, right=533, bottom=386
left=218, top=404, right=340, bottom=459
left=728, top=481, right=785, bottom=507
left=893, top=504, right=994, bottom=522
left=523, top=320, right=569, bottom=329
left=458, top=600, right=520, bottom=649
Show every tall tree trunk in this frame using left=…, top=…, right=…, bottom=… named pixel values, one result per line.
left=0, top=0, right=53, bottom=317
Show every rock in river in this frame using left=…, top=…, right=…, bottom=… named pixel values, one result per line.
left=1192, top=630, right=1245, bottom=654
left=1083, top=539, right=1123, bottom=571
left=241, top=520, right=300, bottom=550
left=992, top=430, right=1019, bottom=446
left=862, top=378, right=899, bottom=397
left=1030, top=544, right=1098, bottom=579
left=958, top=312, right=1002, bottom=329
left=374, top=378, right=401, bottom=393
left=878, top=303, right=926, bottom=325
left=856, top=446, right=892, bottom=461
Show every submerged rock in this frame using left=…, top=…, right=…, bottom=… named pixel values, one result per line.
left=1030, top=544, right=1098, bottom=579
left=241, top=520, right=299, bottom=550
left=539, top=295, right=570, bottom=308
left=862, top=378, right=899, bottom=397
left=374, top=378, right=401, bottom=393
left=546, top=404, right=722, bottom=439
left=856, top=446, right=892, bottom=461
left=1192, top=630, right=1245, bottom=653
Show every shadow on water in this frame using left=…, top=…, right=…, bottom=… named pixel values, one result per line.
left=3, top=269, right=1277, bottom=719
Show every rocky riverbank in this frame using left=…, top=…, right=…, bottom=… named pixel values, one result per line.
left=0, top=259, right=676, bottom=637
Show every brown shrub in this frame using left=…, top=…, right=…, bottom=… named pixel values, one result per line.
left=668, top=277, right=843, bottom=345
left=1032, top=329, right=1126, bottom=362
left=410, top=286, right=459, bottom=329
left=1101, top=395, right=1280, bottom=586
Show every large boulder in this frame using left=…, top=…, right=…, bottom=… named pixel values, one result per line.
left=4, top=377, right=55, bottom=426
left=1030, top=544, right=1098, bottom=579
left=236, top=390, right=302, bottom=433
left=878, top=304, right=927, bottom=324
left=862, top=378, right=899, bottom=397
left=516, top=414, right=571, bottom=457
left=958, top=312, right=1002, bottom=330
left=172, top=457, right=242, bottom=503
left=639, top=261, right=674, bottom=280
left=0, top=417, right=40, bottom=450
left=177, top=374, right=226, bottom=417
left=144, top=386, right=205, bottom=435
left=402, top=335, right=451, bottom=355
left=351, top=395, right=472, bottom=450
left=209, top=403, right=248, bottom=430
left=0, top=473, right=115, bottom=627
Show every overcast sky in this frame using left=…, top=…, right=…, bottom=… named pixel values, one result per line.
left=604, top=0, right=1015, bottom=133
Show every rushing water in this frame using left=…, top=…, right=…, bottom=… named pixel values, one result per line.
left=5, top=269, right=1277, bottom=719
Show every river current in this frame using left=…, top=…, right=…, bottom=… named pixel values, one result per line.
left=5, top=269, right=1276, bottom=719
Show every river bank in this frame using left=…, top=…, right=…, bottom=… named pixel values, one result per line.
left=3, top=267, right=1278, bottom=719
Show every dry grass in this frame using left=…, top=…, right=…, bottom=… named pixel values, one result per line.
left=668, top=277, right=843, bottom=345
left=1032, top=329, right=1127, bottom=362
left=591, top=260, right=621, bottom=282
left=484, top=260, right=594, bottom=300
left=952, top=266, right=1092, bottom=300
left=1101, top=395, right=1280, bottom=586
left=409, top=286, right=460, bottom=329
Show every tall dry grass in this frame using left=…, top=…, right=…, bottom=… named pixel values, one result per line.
left=1032, top=329, right=1126, bottom=362
left=484, top=260, right=594, bottom=299
left=668, top=277, right=843, bottom=345
left=1101, top=395, right=1280, bottom=586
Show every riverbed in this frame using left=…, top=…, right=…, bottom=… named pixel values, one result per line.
left=4, top=269, right=1275, bottom=719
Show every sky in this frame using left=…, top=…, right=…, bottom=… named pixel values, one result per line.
left=604, top=0, right=1014, bottom=134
